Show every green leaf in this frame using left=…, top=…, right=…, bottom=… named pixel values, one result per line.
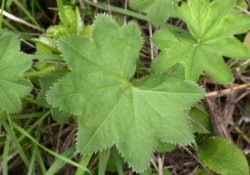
left=0, top=34, right=32, bottom=113
left=51, top=108, right=71, bottom=123
left=37, top=75, right=60, bottom=107
left=35, top=6, right=91, bottom=55
left=129, top=0, right=175, bottom=26
left=106, top=147, right=124, bottom=174
left=189, top=106, right=211, bottom=134
left=195, top=169, right=210, bottom=175
left=152, top=0, right=250, bottom=83
left=141, top=168, right=171, bottom=175
left=156, top=142, right=175, bottom=153
left=57, top=6, right=85, bottom=36
left=47, top=14, right=204, bottom=172
left=98, top=149, right=110, bottom=175
left=37, top=75, right=71, bottom=123
left=198, top=137, right=249, bottom=175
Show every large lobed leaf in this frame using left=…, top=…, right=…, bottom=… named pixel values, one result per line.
left=0, top=34, right=32, bottom=113
left=152, top=0, right=250, bottom=83
left=47, top=14, right=204, bottom=172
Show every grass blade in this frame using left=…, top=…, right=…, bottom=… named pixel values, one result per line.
left=46, top=145, right=76, bottom=175
left=0, top=0, right=6, bottom=30
left=33, top=142, right=47, bottom=175
left=75, top=155, right=92, bottom=175
left=112, top=149, right=124, bottom=175
left=13, top=123, right=92, bottom=175
left=3, top=119, right=30, bottom=168
left=11, top=0, right=40, bottom=27
left=98, top=149, right=110, bottom=175
left=2, top=138, right=10, bottom=175
left=84, top=0, right=148, bottom=21
left=27, top=144, right=36, bottom=175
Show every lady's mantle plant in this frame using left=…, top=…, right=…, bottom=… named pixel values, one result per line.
left=0, top=0, right=249, bottom=173
left=47, top=15, right=204, bottom=171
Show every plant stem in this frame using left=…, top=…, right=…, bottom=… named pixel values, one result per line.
left=0, top=0, right=6, bottom=30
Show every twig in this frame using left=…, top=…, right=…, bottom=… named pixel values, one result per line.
left=224, top=94, right=237, bottom=126
left=0, top=9, right=44, bottom=32
left=235, top=5, right=250, bottom=15
left=150, top=158, right=159, bottom=172
left=205, top=98, right=233, bottom=139
left=106, top=0, right=111, bottom=15
left=148, top=23, right=154, bottom=61
left=158, top=156, right=164, bottom=175
left=56, top=124, right=64, bottom=153
left=234, top=127, right=250, bottom=145
left=124, top=0, right=128, bottom=23
left=20, top=38, right=35, bottom=48
left=205, top=82, right=250, bottom=98
left=0, top=151, right=18, bottom=173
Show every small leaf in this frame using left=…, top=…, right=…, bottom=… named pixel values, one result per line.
left=129, top=0, right=175, bottom=26
left=156, top=142, right=175, bottom=153
left=51, top=108, right=71, bottom=123
left=37, top=75, right=61, bottom=107
left=47, top=14, right=204, bottom=172
left=189, top=106, right=211, bottom=134
left=35, top=6, right=91, bottom=55
left=37, top=75, right=71, bottom=123
left=0, top=34, right=32, bottom=113
left=198, top=137, right=249, bottom=175
left=98, top=149, right=111, bottom=175
left=106, top=147, right=124, bottom=173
